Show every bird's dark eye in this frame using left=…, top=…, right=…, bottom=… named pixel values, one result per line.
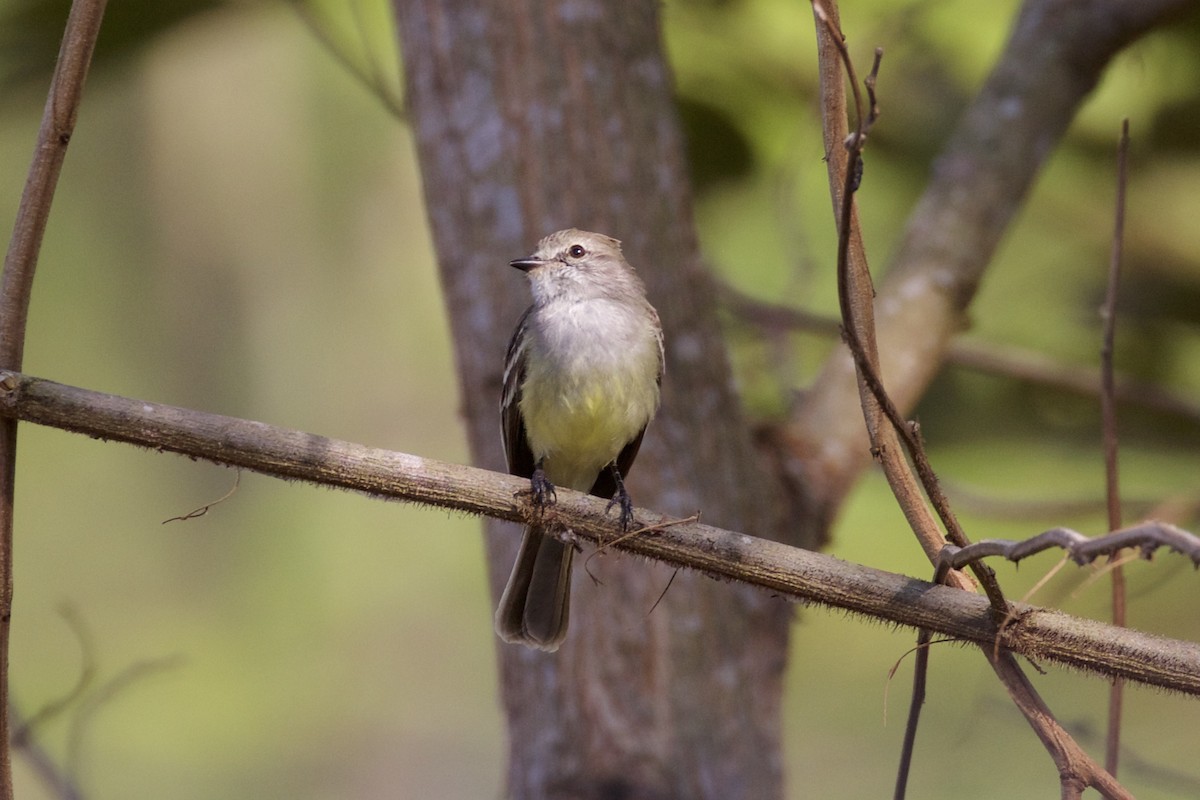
left=568, top=244, right=586, bottom=258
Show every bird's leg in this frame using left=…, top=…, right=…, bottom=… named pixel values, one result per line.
left=604, top=463, right=635, bottom=531
left=529, top=459, right=557, bottom=510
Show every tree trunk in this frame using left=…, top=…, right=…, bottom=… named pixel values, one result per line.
left=393, top=2, right=808, bottom=797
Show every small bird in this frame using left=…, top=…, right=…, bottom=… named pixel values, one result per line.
left=495, top=229, right=664, bottom=652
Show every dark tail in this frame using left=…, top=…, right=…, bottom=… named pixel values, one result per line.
left=494, top=525, right=574, bottom=652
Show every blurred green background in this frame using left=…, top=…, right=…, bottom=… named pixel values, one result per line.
left=2, top=0, right=1198, bottom=798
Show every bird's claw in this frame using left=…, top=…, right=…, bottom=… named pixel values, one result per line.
left=529, top=467, right=557, bottom=510
left=606, top=486, right=635, bottom=532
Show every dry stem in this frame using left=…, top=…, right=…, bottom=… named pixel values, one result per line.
left=0, top=2, right=109, bottom=796
left=0, top=370, right=1197, bottom=696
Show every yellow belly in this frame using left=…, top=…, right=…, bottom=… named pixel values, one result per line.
left=520, top=368, right=655, bottom=491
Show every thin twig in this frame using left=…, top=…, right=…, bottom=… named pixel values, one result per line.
left=810, top=15, right=945, bottom=789
left=893, top=628, right=929, bottom=800
left=161, top=469, right=242, bottom=523
left=987, top=647, right=1130, bottom=800
left=808, top=5, right=995, bottom=795
left=1101, top=118, right=1131, bottom=778
left=805, top=22, right=1039, bottom=794
left=0, top=2, right=108, bottom=796
left=936, top=521, right=1200, bottom=573
left=1101, top=120, right=1131, bottom=526
left=811, top=0, right=1008, bottom=612
left=786, top=0, right=1195, bottom=575
left=808, top=5, right=1140, bottom=796
left=808, top=4, right=964, bottom=591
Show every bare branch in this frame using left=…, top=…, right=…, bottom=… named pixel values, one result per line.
left=1101, top=119, right=1131, bottom=537
left=0, top=2, right=108, bottom=796
left=893, top=628, right=930, bottom=800
left=1, top=0, right=106, bottom=366
left=803, top=6, right=1191, bottom=795
left=789, top=0, right=1197, bottom=539
left=808, top=1, right=986, bottom=597
left=985, top=648, right=1130, bottom=800
left=1, top=370, right=1198, bottom=695
left=809, top=7, right=1017, bottom=794
left=937, top=521, right=1200, bottom=573
left=1101, top=117, right=1131, bottom=779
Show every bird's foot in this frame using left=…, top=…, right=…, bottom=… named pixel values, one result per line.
left=604, top=465, right=635, bottom=531
left=529, top=466, right=557, bottom=510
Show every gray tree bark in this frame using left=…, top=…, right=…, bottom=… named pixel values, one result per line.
left=392, top=2, right=806, bottom=798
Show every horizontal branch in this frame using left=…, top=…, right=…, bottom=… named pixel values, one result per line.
left=1, top=370, right=1198, bottom=694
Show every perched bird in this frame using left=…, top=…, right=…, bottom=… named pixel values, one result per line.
left=495, top=229, right=664, bottom=652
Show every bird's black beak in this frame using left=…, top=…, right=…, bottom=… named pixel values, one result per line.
left=510, top=257, right=543, bottom=272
